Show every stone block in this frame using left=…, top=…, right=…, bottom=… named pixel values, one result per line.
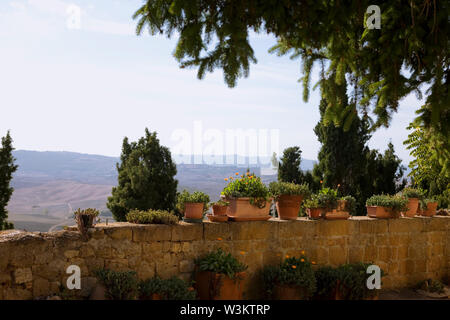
left=14, top=268, right=32, bottom=284
left=171, top=223, right=202, bottom=241
left=33, top=277, right=50, bottom=297
left=104, top=226, right=133, bottom=240
left=230, top=221, right=278, bottom=241
left=179, top=260, right=195, bottom=273
left=203, top=222, right=231, bottom=241
left=133, top=225, right=172, bottom=242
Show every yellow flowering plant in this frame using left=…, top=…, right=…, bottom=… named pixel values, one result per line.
left=221, top=170, right=269, bottom=208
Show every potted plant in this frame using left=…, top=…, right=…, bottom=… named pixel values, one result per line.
left=93, top=269, right=139, bottom=300
left=314, top=266, right=340, bottom=300
left=398, top=187, right=423, bottom=217
left=139, top=276, right=197, bottom=300
left=176, top=190, right=210, bottom=222
left=366, top=194, right=408, bottom=219
left=207, top=200, right=229, bottom=222
left=334, top=263, right=384, bottom=300
left=303, top=196, right=325, bottom=219
left=420, top=198, right=438, bottom=217
left=269, top=181, right=310, bottom=220
left=194, top=249, right=247, bottom=300
left=304, top=188, right=338, bottom=219
left=262, top=254, right=316, bottom=300
left=74, top=208, right=100, bottom=240
left=221, top=171, right=271, bottom=221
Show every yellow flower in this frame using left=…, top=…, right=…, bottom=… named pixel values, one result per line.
left=301, top=250, right=305, bottom=255
left=224, top=178, right=228, bottom=181
left=312, top=261, right=317, bottom=265
left=285, top=255, right=290, bottom=258
left=337, top=184, right=341, bottom=187
left=235, top=172, right=239, bottom=175
left=240, top=251, right=246, bottom=255
left=292, top=265, right=297, bottom=269
left=320, top=180, right=323, bottom=184
left=217, top=237, right=222, bottom=241
left=301, top=258, right=305, bottom=262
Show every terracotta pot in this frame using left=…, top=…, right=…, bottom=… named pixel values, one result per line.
left=421, top=202, right=438, bottom=217
left=212, top=205, right=228, bottom=216
left=366, top=206, right=400, bottom=219
left=226, top=197, right=271, bottom=221
left=206, top=214, right=228, bottom=222
left=272, top=284, right=308, bottom=300
left=324, top=210, right=350, bottom=220
left=306, top=207, right=325, bottom=219
left=275, top=195, right=303, bottom=220
left=403, top=198, right=419, bottom=217
left=184, top=202, right=204, bottom=220
left=195, top=271, right=245, bottom=300
left=337, top=200, right=347, bottom=211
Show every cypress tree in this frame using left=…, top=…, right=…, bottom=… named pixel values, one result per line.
left=278, top=146, right=303, bottom=184
left=107, top=128, right=178, bottom=221
left=0, top=131, right=18, bottom=230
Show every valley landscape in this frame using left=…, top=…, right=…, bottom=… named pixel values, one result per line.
left=7, top=150, right=315, bottom=232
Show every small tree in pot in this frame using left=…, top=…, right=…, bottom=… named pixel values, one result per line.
left=397, top=187, right=424, bottom=217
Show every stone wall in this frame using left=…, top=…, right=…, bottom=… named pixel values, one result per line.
left=0, top=216, right=449, bottom=299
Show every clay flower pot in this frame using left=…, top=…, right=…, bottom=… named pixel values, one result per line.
left=206, top=214, right=228, bottom=222
left=366, top=206, right=400, bottom=219
left=195, top=271, right=246, bottom=300
left=306, top=207, right=325, bottom=219
left=403, top=198, right=419, bottom=217
left=324, top=210, right=350, bottom=220
left=212, top=205, right=228, bottom=216
left=272, top=284, right=308, bottom=300
left=184, top=202, right=204, bottom=220
left=275, top=195, right=303, bottom=220
left=421, top=202, right=438, bottom=217
left=226, top=197, right=271, bottom=221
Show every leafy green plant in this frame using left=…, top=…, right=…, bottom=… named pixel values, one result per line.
left=139, top=276, right=197, bottom=300
left=94, top=269, right=139, bottom=300
left=340, top=196, right=356, bottom=215
left=211, top=199, right=229, bottom=207
left=366, top=194, right=408, bottom=212
left=126, top=209, right=179, bottom=225
left=419, top=197, right=438, bottom=211
left=268, top=181, right=311, bottom=199
left=398, top=187, right=424, bottom=199
left=73, top=208, right=100, bottom=217
left=303, top=195, right=323, bottom=209
left=336, top=263, right=385, bottom=300
left=314, top=266, right=339, bottom=298
left=176, top=190, right=210, bottom=213
left=261, top=254, right=316, bottom=299
left=221, top=170, right=270, bottom=208
left=317, top=188, right=338, bottom=209
left=195, top=249, right=247, bottom=279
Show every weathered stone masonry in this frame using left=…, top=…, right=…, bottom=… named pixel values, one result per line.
left=0, top=216, right=449, bottom=299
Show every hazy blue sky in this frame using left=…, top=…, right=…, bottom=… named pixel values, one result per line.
left=0, top=0, right=422, bottom=165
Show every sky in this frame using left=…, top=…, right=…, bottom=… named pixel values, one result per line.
left=0, top=0, right=423, bottom=166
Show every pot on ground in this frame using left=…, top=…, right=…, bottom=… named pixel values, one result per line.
left=184, top=202, right=204, bottom=220
left=195, top=271, right=246, bottom=300
left=403, top=198, right=419, bottom=217
left=275, top=195, right=303, bottom=220
left=366, top=206, right=400, bottom=219
left=421, top=202, right=438, bottom=217
left=272, top=284, right=308, bottom=300
left=226, top=197, right=271, bottom=221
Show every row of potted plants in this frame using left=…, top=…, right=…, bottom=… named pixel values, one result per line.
left=91, top=249, right=383, bottom=300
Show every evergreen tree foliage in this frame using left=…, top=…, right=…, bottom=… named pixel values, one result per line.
left=278, top=146, right=303, bottom=184
left=0, top=131, right=18, bottom=230
left=133, top=1, right=449, bottom=168
left=107, top=128, right=178, bottom=222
